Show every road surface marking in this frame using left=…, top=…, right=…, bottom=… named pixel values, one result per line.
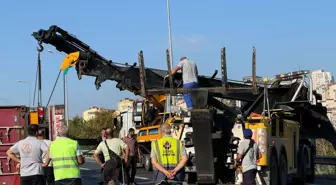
left=135, top=176, right=150, bottom=180
left=80, top=167, right=91, bottom=171
left=135, top=182, right=152, bottom=185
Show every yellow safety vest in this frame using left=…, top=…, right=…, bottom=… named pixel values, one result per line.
left=151, top=136, right=182, bottom=169
left=50, top=137, right=80, bottom=181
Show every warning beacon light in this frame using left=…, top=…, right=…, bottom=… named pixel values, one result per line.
left=274, top=70, right=310, bottom=81
left=38, top=106, right=44, bottom=122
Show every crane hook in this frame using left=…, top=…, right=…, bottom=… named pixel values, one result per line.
left=37, top=40, right=44, bottom=52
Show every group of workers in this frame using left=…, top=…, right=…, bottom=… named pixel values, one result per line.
left=92, top=123, right=188, bottom=185
left=6, top=57, right=260, bottom=185
left=93, top=127, right=138, bottom=185
left=7, top=124, right=85, bottom=185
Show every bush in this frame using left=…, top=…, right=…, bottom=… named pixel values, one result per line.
left=315, top=139, right=336, bottom=175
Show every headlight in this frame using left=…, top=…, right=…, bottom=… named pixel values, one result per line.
left=233, top=139, right=239, bottom=145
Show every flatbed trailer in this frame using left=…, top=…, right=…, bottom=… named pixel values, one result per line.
left=136, top=48, right=336, bottom=185
left=32, top=25, right=336, bottom=185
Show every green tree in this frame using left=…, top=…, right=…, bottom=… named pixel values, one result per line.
left=69, top=115, right=84, bottom=138
left=69, top=111, right=117, bottom=139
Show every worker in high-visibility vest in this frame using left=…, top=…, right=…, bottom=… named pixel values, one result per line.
left=151, top=123, right=188, bottom=184
left=43, top=125, right=85, bottom=185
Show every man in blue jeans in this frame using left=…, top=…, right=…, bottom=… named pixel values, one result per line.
left=170, top=57, right=199, bottom=109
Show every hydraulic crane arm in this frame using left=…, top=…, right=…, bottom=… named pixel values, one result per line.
left=32, top=25, right=254, bottom=111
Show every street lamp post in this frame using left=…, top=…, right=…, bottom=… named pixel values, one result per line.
left=63, top=72, right=69, bottom=126
left=166, top=0, right=175, bottom=112
left=17, top=80, right=31, bottom=107
left=48, top=50, right=69, bottom=126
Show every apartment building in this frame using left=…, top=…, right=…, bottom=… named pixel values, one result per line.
left=312, top=69, right=334, bottom=98
left=82, top=106, right=114, bottom=121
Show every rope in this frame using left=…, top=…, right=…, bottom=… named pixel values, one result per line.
left=45, top=70, right=62, bottom=107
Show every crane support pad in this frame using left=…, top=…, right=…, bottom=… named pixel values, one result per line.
left=190, top=108, right=216, bottom=184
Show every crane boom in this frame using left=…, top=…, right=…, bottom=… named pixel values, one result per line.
left=32, top=25, right=336, bottom=151
left=32, top=25, right=254, bottom=111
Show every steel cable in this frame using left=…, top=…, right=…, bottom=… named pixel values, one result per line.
left=45, top=70, right=62, bottom=107
left=32, top=64, right=38, bottom=107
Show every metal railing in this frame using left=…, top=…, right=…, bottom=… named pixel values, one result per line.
left=315, top=155, right=336, bottom=165
left=82, top=150, right=95, bottom=157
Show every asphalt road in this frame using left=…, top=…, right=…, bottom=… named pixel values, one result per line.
left=81, top=158, right=153, bottom=185
left=81, top=158, right=335, bottom=185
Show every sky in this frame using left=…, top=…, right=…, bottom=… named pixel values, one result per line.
left=0, top=0, right=336, bottom=118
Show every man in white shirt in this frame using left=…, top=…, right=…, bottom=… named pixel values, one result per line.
left=37, top=129, right=55, bottom=185
left=170, top=57, right=199, bottom=109
left=6, top=124, right=49, bottom=185
left=236, top=129, right=261, bottom=185
left=94, top=128, right=129, bottom=185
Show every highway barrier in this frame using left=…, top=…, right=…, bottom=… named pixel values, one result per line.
left=315, top=155, right=336, bottom=165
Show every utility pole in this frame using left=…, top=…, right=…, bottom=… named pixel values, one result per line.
left=63, top=73, right=69, bottom=126
left=166, top=0, right=175, bottom=113
left=48, top=50, right=69, bottom=126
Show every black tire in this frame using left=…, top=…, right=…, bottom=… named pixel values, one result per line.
left=293, top=149, right=307, bottom=185
left=279, top=153, right=288, bottom=185
left=306, top=149, right=315, bottom=183
left=184, top=172, right=197, bottom=183
left=270, top=154, right=279, bottom=185
left=138, top=154, right=145, bottom=168
left=144, top=155, right=152, bottom=171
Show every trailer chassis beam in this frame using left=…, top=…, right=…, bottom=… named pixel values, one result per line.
left=137, top=47, right=259, bottom=185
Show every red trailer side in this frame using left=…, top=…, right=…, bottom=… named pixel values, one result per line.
left=0, top=106, right=29, bottom=185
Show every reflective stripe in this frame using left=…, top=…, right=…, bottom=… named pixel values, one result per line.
left=176, top=140, right=180, bottom=163
left=53, top=164, right=79, bottom=169
left=154, top=140, right=162, bottom=164
left=50, top=138, right=81, bottom=180
left=153, top=164, right=177, bottom=169
left=52, top=157, right=77, bottom=161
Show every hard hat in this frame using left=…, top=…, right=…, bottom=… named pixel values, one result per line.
left=244, top=129, right=253, bottom=137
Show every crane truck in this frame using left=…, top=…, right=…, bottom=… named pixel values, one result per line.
left=32, top=25, right=336, bottom=185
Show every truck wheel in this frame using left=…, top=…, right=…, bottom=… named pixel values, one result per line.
left=270, top=154, right=279, bottom=185
left=293, top=149, right=307, bottom=185
left=184, top=172, right=197, bottom=183
left=306, top=149, right=315, bottom=183
left=279, top=153, right=288, bottom=185
left=138, top=154, right=145, bottom=168
left=144, top=155, right=153, bottom=171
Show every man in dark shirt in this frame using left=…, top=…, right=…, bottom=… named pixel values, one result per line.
left=123, top=128, right=140, bottom=185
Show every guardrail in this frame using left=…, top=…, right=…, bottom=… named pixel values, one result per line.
left=315, top=155, right=336, bottom=165
left=82, top=150, right=95, bottom=157
left=82, top=153, right=336, bottom=164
